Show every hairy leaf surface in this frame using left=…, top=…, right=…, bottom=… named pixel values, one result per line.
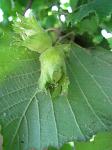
left=0, top=42, right=112, bottom=150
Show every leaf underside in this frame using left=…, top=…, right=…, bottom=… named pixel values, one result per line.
left=0, top=42, right=112, bottom=150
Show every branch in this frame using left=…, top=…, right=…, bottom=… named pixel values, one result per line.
left=56, top=31, right=75, bottom=43
left=46, top=28, right=59, bottom=32
left=23, top=0, right=33, bottom=15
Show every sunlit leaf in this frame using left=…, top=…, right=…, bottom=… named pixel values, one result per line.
left=76, top=132, right=112, bottom=150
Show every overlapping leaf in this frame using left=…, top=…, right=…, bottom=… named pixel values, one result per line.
left=75, top=132, right=112, bottom=150
left=69, top=0, right=112, bottom=24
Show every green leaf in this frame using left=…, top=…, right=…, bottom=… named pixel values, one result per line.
left=0, top=0, right=11, bottom=16
left=69, top=0, right=112, bottom=24
left=49, top=142, right=74, bottom=150
left=70, top=0, right=79, bottom=10
left=75, top=132, right=112, bottom=150
left=32, top=0, right=50, bottom=12
left=75, top=15, right=98, bottom=35
left=0, top=133, right=3, bottom=150
left=106, top=38, right=112, bottom=49
left=0, top=40, right=112, bottom=150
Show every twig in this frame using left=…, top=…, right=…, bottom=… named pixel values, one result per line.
left=56, top=31, right=74, bottom=43
left=46, top=28, right=59, bottom=32
left=23, top=0, right=33, bottom=15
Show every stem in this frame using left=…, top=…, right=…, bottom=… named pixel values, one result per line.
left=56, top=31, right=74, bottom=43
left=46, top=28, right=74, bottom=45
left=23, top=0, right=33, bottom=15
left=46, top=28, right=59, bottom=32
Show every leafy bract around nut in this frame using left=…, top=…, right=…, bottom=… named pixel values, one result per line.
left=13, top=15, right=52, bottom=53
left=13, top=15, right=70, bottom=97
left=38, top=44, right=70, bottom=97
